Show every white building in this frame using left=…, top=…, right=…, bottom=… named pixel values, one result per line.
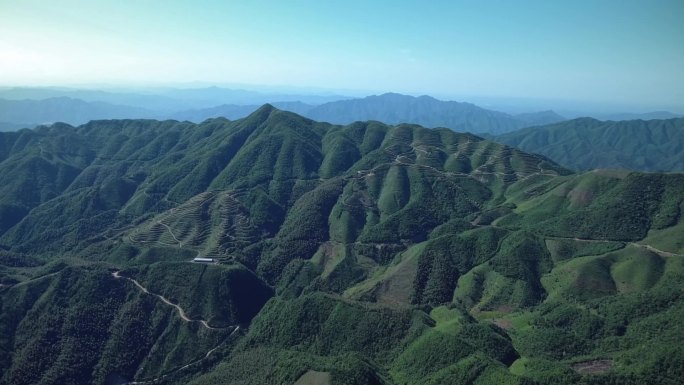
left=193, top=257, right=215, bottom=263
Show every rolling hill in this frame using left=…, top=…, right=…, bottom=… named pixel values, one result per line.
left=492, top=117, right=684, bottom=172
left=0, top=106, right=682, bottom=385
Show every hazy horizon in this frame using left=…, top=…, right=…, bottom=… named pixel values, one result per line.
left=1, top=0, right=683, bottom=111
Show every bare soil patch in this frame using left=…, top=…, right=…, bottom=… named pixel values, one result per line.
left=571, top=359, right=614, bottom=375
left=491, top=318, right=513, bottom=330
left=294, top=370, right=332, bottom=385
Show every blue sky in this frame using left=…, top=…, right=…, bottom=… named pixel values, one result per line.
left=0, top=0, right=682, bottom=109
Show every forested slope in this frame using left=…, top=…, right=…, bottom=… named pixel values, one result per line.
left=0, top=106, right=682, bottom=384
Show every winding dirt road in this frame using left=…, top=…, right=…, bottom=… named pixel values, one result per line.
left=111, top=271, right=241, bottom=384
left=157, top=220, right=183, bottom=248
left=111, top=271, right=227, bottom=330
left=10, top=272, right=60, bottom=287
left=125, top=326, right=241, bottom=385
left=549, top=235, right=682, bottom=258
left=635, top=243, right=683, bottom=258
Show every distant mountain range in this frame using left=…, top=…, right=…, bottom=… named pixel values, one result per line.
left=1, top=87, right=681, bottom=137
left=303, top=93, right=566, bottom=134
left=0, top=86, right=347, bottom=112
left=171, top=101, right=315, bottom=121
left=0, top=97, right=155, bottom=128
left=172, top=93, right=566, bottom=134
left=1, top=89, right=567, bottom=134
left=513, top=110, right=566, bottom=126
left=596, top=111, right=683, bottom=121
left=492, top=117, right=684, bottom=172
left=0, top=87, right=345, bottom=129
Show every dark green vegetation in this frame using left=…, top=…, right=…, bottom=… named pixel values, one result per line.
left=0, top=106, right=682, bottom=384
left=493, top=117, right=684, bottom=172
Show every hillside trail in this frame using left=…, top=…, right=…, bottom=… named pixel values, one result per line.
left=473, top=224, right=682, bottom=258
left=388, top=143, right=558, bottom=181
left=112, top=270, right=241, bottom=384
left=548, top=235, right=682, bottom=257
left=157, top=220, right=183, bottom=247
left=11, top=271, right=60, bottom=287
left=125, top=325, right=241, bottom=385
left=111, top=271, right=227, bottom=330
left=635, top=243, right=683, bottom=258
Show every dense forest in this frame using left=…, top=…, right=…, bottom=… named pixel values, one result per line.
left=492, top=117, right=684, bottom=172
left=0, top=106, right=682, bottom=384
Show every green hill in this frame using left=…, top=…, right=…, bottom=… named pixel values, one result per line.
left=0, top=262, right=248, bottom=385
left=0, top=106, right=682, bottom=385
left=492, top=117, right=684, bottom=172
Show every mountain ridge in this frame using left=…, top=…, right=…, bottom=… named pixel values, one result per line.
left=0, top=106, right=682, bottom=385
left=0, top=90, right=567, bottom=134
left=493, top=117, right=684, bottom=172
left=169, top=93, right=567, bottom=134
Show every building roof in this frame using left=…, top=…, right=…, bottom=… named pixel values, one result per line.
left=193, top=257, right=214, bottom=262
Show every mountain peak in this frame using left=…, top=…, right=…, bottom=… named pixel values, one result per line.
left=254, top=103, right=278, bottom=114
left=374, top=92, right=414, bottom=100
left=244, top=103, right=279, bottom=120
left=229, top=103, right=282, bottom=128
left=305, top=92, right=521, bottom=133
left=241, top=103, right=319, bottom=129
left=371, top=93, right=440, bottom=103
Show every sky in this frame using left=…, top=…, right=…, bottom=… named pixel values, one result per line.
left=1, top=0, right=683, bottom=110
